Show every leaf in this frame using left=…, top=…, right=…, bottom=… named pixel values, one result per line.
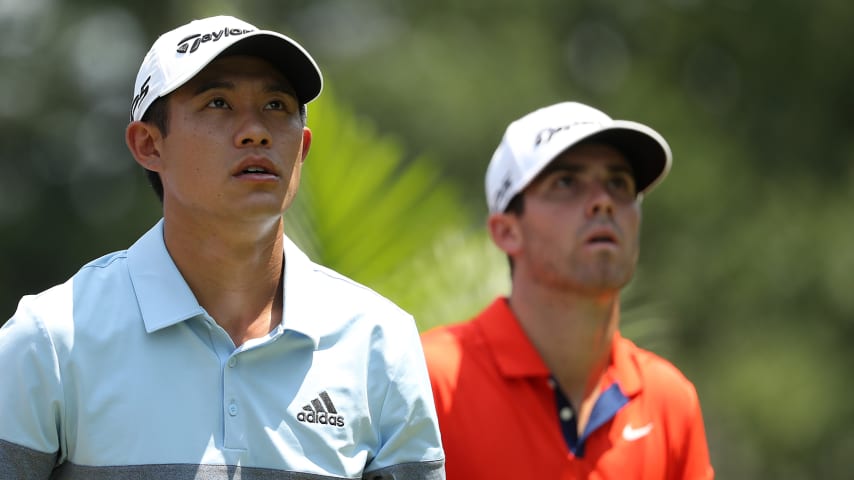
left=284, top=88, right=507, bottom=330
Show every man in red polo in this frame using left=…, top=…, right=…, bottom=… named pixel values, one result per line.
left=422, top=102, right=713, bottom=479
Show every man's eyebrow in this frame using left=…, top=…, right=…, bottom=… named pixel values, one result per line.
left=192, top=80, right=235, bottom=96
left=537, top=164, right=582, bottom=179
left=608, top=163, right=634, bottom=175
left=265, top=82, right=297, bottom=97
left=190, top=80, right=297, bottom=97
left=537, top=162, right=634, bottom=178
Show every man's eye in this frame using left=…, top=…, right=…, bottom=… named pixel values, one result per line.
left=207, top=98, right=229, bottom=109
left=609, top=177, right=627, bottom=189
left=608, top=175, right=637, bottom=197
left=556, top=174, right=576, bottom=188
left=266, top=100, right=285, bottom=110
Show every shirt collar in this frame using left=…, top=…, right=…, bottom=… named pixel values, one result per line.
left=475, top=297, right=551, bottom=378
left=278, top=234, right=321, bottom=348
left=608, top=330, right=643, bottom=397
left=476, top=296, right=644, bottom=397
left=127, top=219, right=320, bottom=348
left=128, top=219, right=205, bottom=333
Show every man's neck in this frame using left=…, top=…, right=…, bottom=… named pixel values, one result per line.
left=509, top=283, right=620, bottom=437
left=509, top=284, right=619, bottom=405
left=162, top=214, right=286, bottom=347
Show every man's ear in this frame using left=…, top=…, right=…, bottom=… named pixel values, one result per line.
left=487, top=212, right=523, bottom=256
left=299, top=127, right=312, bottom=163
left=125, top=121, right=163, bottom=172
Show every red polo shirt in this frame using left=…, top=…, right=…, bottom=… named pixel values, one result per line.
left=421, top=297, right=714, bottom=479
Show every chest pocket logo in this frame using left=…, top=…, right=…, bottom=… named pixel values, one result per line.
left=622, top=422, right=653, bottom=441
left=296, top=391, right=345, bottom=427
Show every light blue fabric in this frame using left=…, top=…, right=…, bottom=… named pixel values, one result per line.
left=0, top=219, right=444, bottom=479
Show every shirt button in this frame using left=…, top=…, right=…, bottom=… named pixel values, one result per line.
left=228, top=403, right=238, bottom=416
left=228, top=357, right=237, bottom=368
left=560, top=407, right=574, bottom=421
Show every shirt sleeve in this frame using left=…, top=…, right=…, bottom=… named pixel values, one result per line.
left=363, top=316, right=445, bottom=480
left=673, top=383, right=715, bottom=480
left=0, top=295, right=65, bottom=479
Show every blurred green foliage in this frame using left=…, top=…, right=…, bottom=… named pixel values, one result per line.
left=2, top=1, right=853, bottom=478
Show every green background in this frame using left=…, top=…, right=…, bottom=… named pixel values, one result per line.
left=2, top=1, right=853, bottom=477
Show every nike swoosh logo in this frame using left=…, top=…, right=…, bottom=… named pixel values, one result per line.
left=622, top=422, right=653, bottom=441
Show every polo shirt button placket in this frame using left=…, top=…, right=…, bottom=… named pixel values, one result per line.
left=217, top=333, right=247, bottom=450
left=551, top=376, right=581, bottom=455
left=559, top=406, right=574, bottom=422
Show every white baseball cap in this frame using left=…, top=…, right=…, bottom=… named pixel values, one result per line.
left=130, top=15, right=322, bottom=122
left=485, top=101, right=672, bottom=213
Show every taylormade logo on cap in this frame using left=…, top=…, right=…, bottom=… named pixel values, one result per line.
left=534, top=121, right=602, bottom=147
left=176, top=27, right=254, bottom=54
left=485, top=102, right=673, bottom=213
left=129, top=15, right=323, bottom=123
left=130, top=76, right=151, bottom=123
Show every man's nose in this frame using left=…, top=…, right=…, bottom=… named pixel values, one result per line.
left=585, top=181, right=615, bottom=217
left=235, top=112, right=271, bottom=147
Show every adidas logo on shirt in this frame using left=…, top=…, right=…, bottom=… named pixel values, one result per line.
left=296, top=391, right=345, bottom=427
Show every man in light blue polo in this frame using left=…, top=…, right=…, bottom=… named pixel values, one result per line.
left=0, top=15, right=445, bottom=479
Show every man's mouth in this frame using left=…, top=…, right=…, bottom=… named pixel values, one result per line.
left=588, top=234, right=616, bottom=244
left=584, top=227, right=618, bottom=246
left=234, top=156, right=279, bottom=178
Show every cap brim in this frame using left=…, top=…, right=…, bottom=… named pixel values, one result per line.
left=583, top=125, right=671, bottom=194
left=219, top=32, right=322, bottom=105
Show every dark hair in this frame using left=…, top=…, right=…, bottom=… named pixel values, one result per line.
left=138, top=96, right=308, bottom=203
left=505, top=193, right=525, bottom=216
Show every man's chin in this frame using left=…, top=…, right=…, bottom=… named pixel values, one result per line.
left=573, top=266, right=634, bottom=294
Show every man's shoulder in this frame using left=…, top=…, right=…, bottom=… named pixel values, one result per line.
left=70, top=250, right=136, bottom=305
left=617, top=336, right=701, bottom=403
left=304, top=262, right=412, bottom=321
left=284, top=238, right=410, bottom=320
left=15, top=250, right=129, bottom=314
left=420, top=312, right=492, bottom=388
left=421, top=297, right=513, bottom=357
left=421, top=317, right=482, bottom=353
left=4, top=281, right=73, bottom=345
left=2, top=249, right=132, bottom=360
left=283, top=257, right=422, bottom=350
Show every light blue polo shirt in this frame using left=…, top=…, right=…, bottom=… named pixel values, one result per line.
left=0, top=219, right=445, bottom=479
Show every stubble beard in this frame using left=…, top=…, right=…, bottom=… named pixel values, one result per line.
left=579, top=252, right=634, bottom=293
left=542, top=249, right=636, bottom=296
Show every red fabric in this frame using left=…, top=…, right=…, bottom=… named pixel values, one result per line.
left=421, top=297, right=714, bottom=479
